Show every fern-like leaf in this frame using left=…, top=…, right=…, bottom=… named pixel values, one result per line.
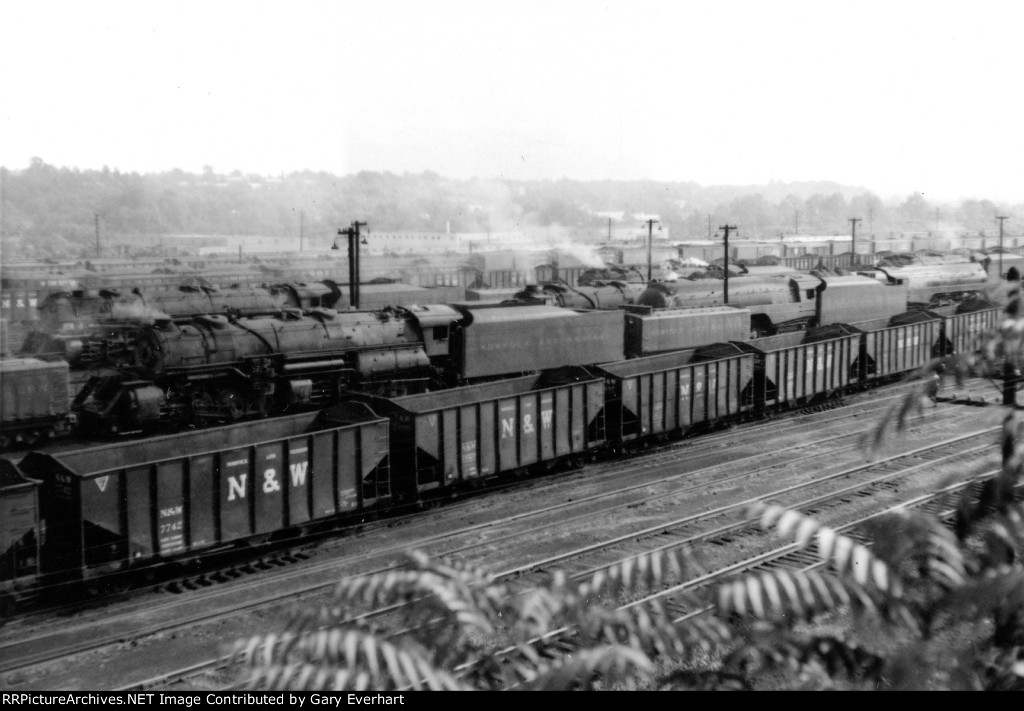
left=581, top=546, right=700, bottom=602
left=862, top=509, right=966, bottom=590
left=749, top=502, right=901, bottom=597
left=716, top=569, right=886, bottom=623
left=234, top=627, right=469, bottom=690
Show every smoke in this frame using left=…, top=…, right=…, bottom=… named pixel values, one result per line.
left=110, top=301, right=173, bottom=325
left=549, top=238, right=606, bottom=268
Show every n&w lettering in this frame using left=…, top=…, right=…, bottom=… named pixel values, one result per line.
left=227, top=474, right=247, bottom=501
left=289, top=461, right=309, bottom=486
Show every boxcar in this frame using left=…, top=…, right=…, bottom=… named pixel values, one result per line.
left=347, top=370, right=606, bottom=494
left=18, top=408, right=390, bottom=580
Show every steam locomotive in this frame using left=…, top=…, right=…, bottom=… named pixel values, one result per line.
left=70, top=302, right=625, bottom=436
left=634, top=273, right=910, bottom=338
left=866, top=257, right=1024, bottom=307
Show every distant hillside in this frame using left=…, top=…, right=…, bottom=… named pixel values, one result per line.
left=0, top=159, right=1019, bottom=260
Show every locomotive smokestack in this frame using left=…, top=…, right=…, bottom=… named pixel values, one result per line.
left=322, top=279, right=344, bottom=309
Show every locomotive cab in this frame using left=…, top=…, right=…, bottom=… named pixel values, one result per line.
left=75, top=376, right=166, bottom=435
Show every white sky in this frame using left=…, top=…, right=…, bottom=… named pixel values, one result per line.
left=2, top=0, right=1022, bottom=202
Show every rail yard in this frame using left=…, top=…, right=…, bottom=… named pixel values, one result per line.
left=1, top=236, right=1022, bottom=691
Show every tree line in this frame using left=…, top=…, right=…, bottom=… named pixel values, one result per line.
left=1, top=158, right=1019, bottom=260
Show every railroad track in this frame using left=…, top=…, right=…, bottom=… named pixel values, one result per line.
left=0, top=380, right=1002, bottom=689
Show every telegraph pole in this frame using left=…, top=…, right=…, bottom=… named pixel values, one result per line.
left=848, top=217, right=862, bottom=266
left=720, top=224, right=738, bottom=304
left=794, top=210, right=799, bottom=235
left=997, top=215, right=1009, bottom=277
left=644, top=219, right=660, bottom=281
left=338, top=220, right=368, bottom=308
left=95, top=214, right=101, bottom=258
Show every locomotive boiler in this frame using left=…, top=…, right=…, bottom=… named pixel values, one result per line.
left=637, top=273, right=908, bottom=337
left=22, top=281, right=344, bottom=362
left=74, top=305, right=461, bottom=434
left=512, top=281, right=648, bottom=310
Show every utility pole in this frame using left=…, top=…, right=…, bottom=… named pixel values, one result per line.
left=997, top=215, right=1009, bottom=277
left=707, top=214, right=712, bottom=240
left=337, top=221, right=368, bottom=309
left=607, top=217, right=611, bottom=242
left=720, top=224, right=738, bottom=304
left=794, top=210, right=799, bottom=235
left=849, top=217, right=862, bottom=266
left=644, top=219, right=660, bottom=282
left=94, top=214, right=101, bottom=258
left=935, top=208, right=940, bottom=233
